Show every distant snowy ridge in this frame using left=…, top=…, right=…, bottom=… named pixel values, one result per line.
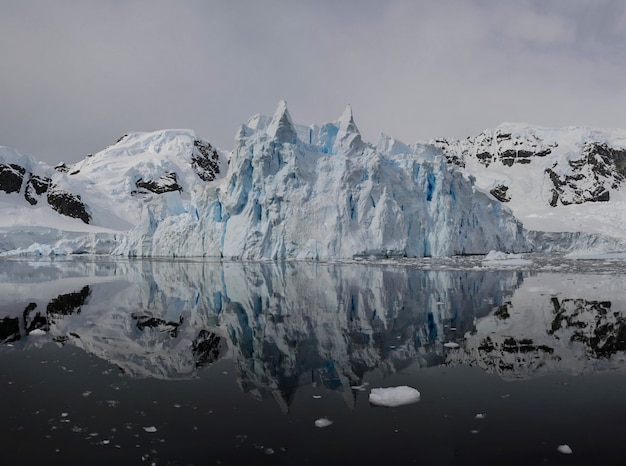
left=2, top=102, right=626, bottom=258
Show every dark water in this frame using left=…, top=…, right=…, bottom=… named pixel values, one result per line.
left=1, top=256, right=626, bottom=465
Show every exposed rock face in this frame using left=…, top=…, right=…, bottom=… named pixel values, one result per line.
left=545, top=143, right=626, bottom=206
left=47, top=186, right=91, bottom=224
left=191, top=139, right=221, bottom=182
left=433, top=126, right=626, bottom=224
left=0, top=163, right=25, bottom=194
left=490, top=184, right=511, bottom=202
left=134, top=172, right=182, bottom=195
left=24, top=174, right=51, bottom=205
left=433, top=128, right=554, bottom=169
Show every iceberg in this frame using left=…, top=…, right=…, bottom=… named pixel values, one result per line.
left=368, top=386, right=421, bottom=407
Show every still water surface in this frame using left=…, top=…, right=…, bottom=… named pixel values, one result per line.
left=1, top=256, right=625, bottom=465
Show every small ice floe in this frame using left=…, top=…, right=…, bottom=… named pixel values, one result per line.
left=314, top=418, right=333, bottom=428
left=475, top=413, right=486, bottom=419
left=312, top=395, right=322, bottom=399
left=369, top=386, right=421, bottom=407
left=143, top=426, right=158, bottom=433
left=351, top=382, right=370, bottom=391
left=482, top=250, right=533, bottom=267
left=443, top=342, right=460, bottom=349
left=557, top=444, right=573, bottom=454
left=28, top=329, right=46, bottom=336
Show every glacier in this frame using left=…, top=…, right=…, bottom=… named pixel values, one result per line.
left=2, top=101, right=626, bottom=258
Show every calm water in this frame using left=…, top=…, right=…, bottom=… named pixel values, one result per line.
left=1, top=256, right=626, bottom=465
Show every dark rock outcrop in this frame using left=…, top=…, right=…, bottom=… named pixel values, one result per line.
left=545, top=142, right=625, bottom=207
left=133, top=172, right=182, bottom=195
left=192, top=139, right=221, bottom=182
left=0, top=163, right=25, bottom=194
left=490, top=184, right=511, bottom=202
left=47, top=186, right=91, bottom=224
left=24, top=174, right=51, bottom=206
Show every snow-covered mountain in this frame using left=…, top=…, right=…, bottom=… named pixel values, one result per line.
left=432, top=124, right=626, bottom=241
left=2, top=103, right=626, bottom=258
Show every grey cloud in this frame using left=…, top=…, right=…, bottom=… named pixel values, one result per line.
left=1, top=0, right=625, bottom=165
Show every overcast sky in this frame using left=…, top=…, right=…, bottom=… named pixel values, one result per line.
left=2, top=0, right=626, bottom=165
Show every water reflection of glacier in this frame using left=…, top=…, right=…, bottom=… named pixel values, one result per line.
left=1, top=258, right=626, bottom=406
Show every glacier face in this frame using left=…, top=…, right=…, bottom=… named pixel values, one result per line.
left=116, top=102, right=527, bottom=258
left=3, top=103, right=626, bottom=258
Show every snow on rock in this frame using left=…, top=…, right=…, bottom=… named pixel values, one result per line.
left=368, top=386, right=421, bottom=407
left=432, top=124, right=626, bottom=247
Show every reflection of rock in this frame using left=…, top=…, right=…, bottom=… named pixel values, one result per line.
left=452, top=274, right=626, bottom=379
left=549, top=298, right=626, bottom=358
left=0, top=260, right=520, bottom=402
left=47, top=286, right=91, bottom=317
left=0, top=316, right=20, bottom=344
left=6, top=261, right=625, bottom=409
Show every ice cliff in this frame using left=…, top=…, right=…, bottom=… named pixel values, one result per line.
left=114, top=101, right=527, bottom=258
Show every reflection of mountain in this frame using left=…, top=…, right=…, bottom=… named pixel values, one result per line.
left=450, top=274, right=626, bottom=379
left=0, top=260, right=518, bottom=399
left=2, top=260, right=626, bottom=408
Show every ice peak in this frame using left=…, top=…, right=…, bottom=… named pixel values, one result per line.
left=267, top=100, right=297, bottom=143
left=334, top=104, right=363, bottom=153
left=336, top=104, right=359, bottom=136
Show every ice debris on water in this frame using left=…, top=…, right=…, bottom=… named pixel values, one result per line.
left=369, top=386, right=421, bottom=407
left=350, top=382, right=369, bottom=391
left=443, top=342, right=460, bottom=349
left=557, top=444, right=573, bottom=454
left=475, top=413, right=486, bottom=419
left=28, top=329, right=46, bottom=336
left=143, top=426, right=158, bottom=433
left=314, top=418, right=333, bottom=428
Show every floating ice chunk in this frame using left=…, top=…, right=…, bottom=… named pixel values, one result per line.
left=443, top=342, right=460, bottom=349
left=312, top=395, right=322, bottom=399
left=314, top=418, right=333, bottom=428
left=557, top=444, right=572, bottom=454
left=475, top=413, right=486, bottom=419
left=482, top=250, right=533, bottom=267
left=369, top=386, right=421, bottom=407
left=351, top=382, right=369, bottom=391
left=143, top=426, right=157, bottom=433
left=29, top=329, right=46, bottom=336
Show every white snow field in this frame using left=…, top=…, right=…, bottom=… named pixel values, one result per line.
left=2, top=102, right=626, bottom=258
